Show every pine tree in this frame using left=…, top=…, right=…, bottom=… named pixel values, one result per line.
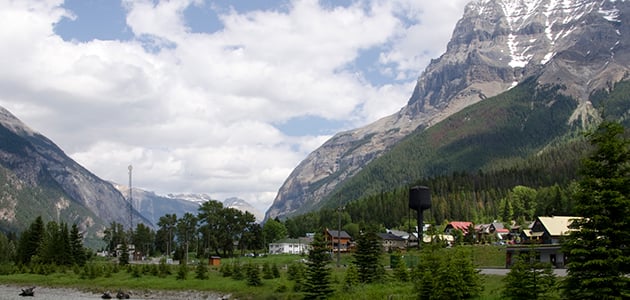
left=195, top=260, right=208, bottom=280
left=352, top=230, right=383, bottom=283
left=271, top=263, right=280, bottom=278
left=176, top=261, right=188, bottom=280
left=392, top=252, right=409, bottom=282
left=343, top=263, right=360, bottom=292
left=563, top=121, right=630, bottom=299
left=69, top=224, right=86, bottom=266
left=16, top=216, right=44, bottom=265
left=502, top=250, right=557, bottom=300
left=413, top=245, right=483, bottom=300
left=304, top=233, right=333, bottom=300
left=245, top=262, right=262, bottom=286
left=262, top=261, right=273, bottom=279
left=118, top=240, right=129, bottom=266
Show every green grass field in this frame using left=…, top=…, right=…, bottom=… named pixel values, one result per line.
left=0, top=246, right=512, bottom=299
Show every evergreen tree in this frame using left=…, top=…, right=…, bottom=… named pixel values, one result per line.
left=304, top=233, right=333, bottom=300
left=271, top=263, right=280, bottom=278
left=118, top=240, right=129, bottom=266
left=563, top=121, right=630, bottom=299
left=16, top=216, right=44, bottom=264
left=69, top=224, right=86, bottom=266
left=176, top=261, right=188, bottom=280
left=231, top=262, right=244, bottom=280
left=195, top=260, right=208, bottom=280
left=413, top=245, right=483, bottom=300
left=392, top=252, right=409, bottom=282
left=58, top=223, right=72, bottom=266
left=287, top=262, right=305, bottom=281
left=245, top=262, right=262, bottom=286
left=352, top=230, right=383, bottom=283
left=262, top=262, right=273, bottom=279
left=0, top=232, right=15, bottom=264
left=287, top=262, right=306, bottom=292
left=502, top=250, right=557, bottom=300
left=343, top=263, right=360, bottom=292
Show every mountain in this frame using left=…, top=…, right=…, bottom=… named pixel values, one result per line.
left=223, top=197, right=265, bottom=222
left=166, top=193, right=214, bottom=204
left=113, top=185, right=201, bottom=226
left=266, top=0, right=630, bottom=220
left=0, top=106, right=149, bottom=245
left=167, top=193, right=264, bottom=222
left=110, top=188, right=265, bottom=224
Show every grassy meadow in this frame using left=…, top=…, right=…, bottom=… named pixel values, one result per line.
left=0, top=246, right=512, bottom=299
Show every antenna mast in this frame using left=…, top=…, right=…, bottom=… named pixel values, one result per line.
left=128, top=165, right=133, bottom=232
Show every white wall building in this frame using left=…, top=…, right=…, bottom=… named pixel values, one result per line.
left=268, top=238, right=310, bottom=255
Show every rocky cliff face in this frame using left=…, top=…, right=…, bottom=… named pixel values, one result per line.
left=266, top=0, right=630, bottom=220
left=0, top=106, right=149, bottom=235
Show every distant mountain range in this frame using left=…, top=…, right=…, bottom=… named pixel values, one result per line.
left=266, top=0, right=630, bottom=220
left=0, top=105, right=263, bottom=247
left=112, top=186, right=265, bottom=224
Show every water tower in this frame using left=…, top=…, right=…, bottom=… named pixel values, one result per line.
left=409, top=186, right=431, bottom=249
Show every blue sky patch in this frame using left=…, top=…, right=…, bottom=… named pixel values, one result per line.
left=276, top=115, right=348, bottom=137
left=54, top=0, right=133, bottom=42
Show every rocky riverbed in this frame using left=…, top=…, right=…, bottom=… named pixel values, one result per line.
left=0, top=285, right=228, bottom=299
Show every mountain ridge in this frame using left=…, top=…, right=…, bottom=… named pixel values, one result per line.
left=266, top=0, right=630, bottom=220
left=0, top=106, right=150, bottom=244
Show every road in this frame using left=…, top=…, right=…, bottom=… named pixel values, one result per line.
left=479, top=268, right=567, bottom=276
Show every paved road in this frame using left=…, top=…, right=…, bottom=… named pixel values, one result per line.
left=479, top=268, right=567, bottom=276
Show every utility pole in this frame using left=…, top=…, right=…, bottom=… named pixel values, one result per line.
left=128, top=165, right=133, bottom=232
left=337, top=196, right=343, bottom=268
left=337, top=207, right=341, bottom=267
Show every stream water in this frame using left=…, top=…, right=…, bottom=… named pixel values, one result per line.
left=0, top=285, right=225, bottom=300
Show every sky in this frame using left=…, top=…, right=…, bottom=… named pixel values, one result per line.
left=0, top=0, right=469, bottom=214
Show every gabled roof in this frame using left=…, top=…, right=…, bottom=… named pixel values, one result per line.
left=536, top=216, right=581, bottom=236
left=491, top=222, right=505, bottom=230
left=272, top=238, right=309, bottom=244
left=445, top=221, right=473, bottom=233
left=325, top=229, right=352, bottom=239
left=377, top=233, right=405, bottom=241
left=387, top=229, right=409, bottom=237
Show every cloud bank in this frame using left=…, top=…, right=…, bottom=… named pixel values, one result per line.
left=0, top=0, right=468, bottom=212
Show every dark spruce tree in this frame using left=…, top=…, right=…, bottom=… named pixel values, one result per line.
left=414, top=245, right=483, bottom=300
left=16, top=216, right=44, bottom=265
left=245, top=262, right=262, bottom=286
left=70, top=224, right=87, bottom=266
left=502, top=250, right=557, bottom=300
left=118, top=240, right=129, bottom=266
left=563, top=121, right=630, bottom=299
left=352, top=230, right=383, bottom=283
left=304, top=232, right=333, bottom=300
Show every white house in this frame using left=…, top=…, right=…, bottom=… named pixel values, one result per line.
left=268, top=238, right=310, bottom=255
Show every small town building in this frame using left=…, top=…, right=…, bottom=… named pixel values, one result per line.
left=444, top=221, right=473, bottom=235
left=324, top=229, right=352, bottom=252
left=209, top=256, right=221, bottom=266
left=387, top=229, right=419, bottom=248
left=377, top=232, right=407, bottom=252
left=268, top=238, right=311, bottom=255
left=476, top=221, right=510, bottom=242
left=506, top=216, right=581, bottom=268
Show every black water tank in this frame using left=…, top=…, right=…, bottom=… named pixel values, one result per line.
left=409, top=186, right=431, bottom=210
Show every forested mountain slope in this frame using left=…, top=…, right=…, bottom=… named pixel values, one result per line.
left=266, top=0, right=630, bottom=220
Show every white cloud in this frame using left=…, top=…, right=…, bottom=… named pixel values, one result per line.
left=0, top=0, right=468, bottom=213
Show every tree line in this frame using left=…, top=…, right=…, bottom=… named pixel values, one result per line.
left=0, top=216, right=89, bottom=267
left=100, top=199, right=301, bottom=262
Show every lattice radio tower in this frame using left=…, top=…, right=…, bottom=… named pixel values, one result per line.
left=128, top=165, right=133, bottom=232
